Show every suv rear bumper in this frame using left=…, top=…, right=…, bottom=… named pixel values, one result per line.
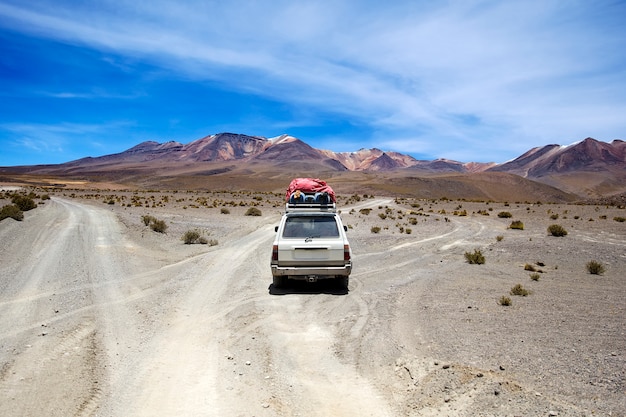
left=271, top=263, right=351, bottom=278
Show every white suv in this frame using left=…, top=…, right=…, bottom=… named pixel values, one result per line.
left=271, top=198, right=352, bottom=289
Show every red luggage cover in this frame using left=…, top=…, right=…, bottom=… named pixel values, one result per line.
left=285, top=178, right=336, bottom=202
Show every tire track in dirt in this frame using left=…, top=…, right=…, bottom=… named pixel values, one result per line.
left=227, top=209, right=396, bottom=416
left=0, top=198, right=153, bottom=417
left=101, top=224, right=277, bottom=416
left=340, top=204, right=515, bottom=415
left=0, top=199, right=115, bottom=417
left=111, top=201, right=397, bottom=416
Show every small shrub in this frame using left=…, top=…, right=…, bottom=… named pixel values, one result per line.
left=378, top=213, right=387, bottom=220
left=586, top=260, right=605, bottom=275
left=549, top=213, right=559, bottom=220
left=530, top=273, right=541, bottom=281
left=524, top=263, right=536, bottom=272
left=11, top=195, right=37, bottom=211
left=496, top=235, right=504, bottom=242
left=359, top=208, right=372, bottom=215
left=614, top=216, right=625, bottom=222
left=499, top=296, right=512, bottom=306
left=547, top=224, right=567, bottom=237
left=182, top=230, right=202, bottom=244
left=510, top=284, right=530, bottom=296
left=464, top=249, right=485, bottom=265
left=371, top=226, right=381, bottom=234
left=0, top=204, right=24, bottom=221
left=220, top=208, right=230, bottom=215
left=141, top=215, right=156, bottom=226
left=405, top=228, right=412, bottom=234
left=150, top=219, right=168, bottom=233
left=245, top=207, right=262, bottom=216
left=497, top=211, right=512, bottom=218
left=509, top=220, right=524, bottom=230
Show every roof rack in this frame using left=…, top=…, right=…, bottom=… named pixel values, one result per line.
left=285, top=191, right=336, bottom=212
left=285, top=202, right=337, bottom=213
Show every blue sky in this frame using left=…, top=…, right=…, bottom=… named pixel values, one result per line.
left=1, top=0, right=625, bottom=166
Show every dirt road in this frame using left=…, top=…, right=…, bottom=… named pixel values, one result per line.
left=0, top=198, right=395, bottom=416
left=1, top=195, right=624, bottom=416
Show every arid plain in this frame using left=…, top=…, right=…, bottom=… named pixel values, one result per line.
left=0, top=185, right=624, bottom=416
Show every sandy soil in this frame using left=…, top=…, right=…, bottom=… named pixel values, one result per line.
left=0, top=187, right=624, bottom=416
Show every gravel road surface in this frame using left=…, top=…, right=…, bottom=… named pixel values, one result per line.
left=1, top=194, right=624, bottom=416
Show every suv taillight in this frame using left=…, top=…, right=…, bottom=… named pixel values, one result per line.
left=272, top=244, right=278, bottom=262
left=344, top=244, right=351, bottom=261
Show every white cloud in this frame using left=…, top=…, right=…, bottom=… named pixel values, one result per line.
left=1, top=0, right=624, bottom=162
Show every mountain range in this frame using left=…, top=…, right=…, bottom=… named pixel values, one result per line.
left=1, top=133, right=624, bottom=201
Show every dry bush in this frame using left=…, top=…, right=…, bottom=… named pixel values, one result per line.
left=141, top=215, right=167, bottom=233
left=499, top=296, right=512, bottom=306
left=547, top=224, right=567, bottom=237
left=510, top=284, right=530, bottom=296
left=182, top=230, right=208, bottom=245
left=509, top=220, right=524, bottom=230
left=464, top=249, right=485, bottom=265
left=245, top=207, right=262, bottom=216
left=150, top=219, right=168, bottom=233
left=141, top=215, right=156, bottom=226
left=0, top=204, right=24, bottom=221
left=11, top=194, right=37, bottom=211
left=586, top=260, right=605, bottom=275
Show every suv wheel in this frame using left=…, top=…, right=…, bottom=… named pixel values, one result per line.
left=272, top=275, right=286, bottom=288
left=338, top=276, right=349, bottom=289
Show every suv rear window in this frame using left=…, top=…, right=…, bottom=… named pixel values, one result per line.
left=282, top=215, right=339, bottom=238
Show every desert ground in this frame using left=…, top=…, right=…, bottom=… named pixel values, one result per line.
left=0, top=186, right=624, bottom=416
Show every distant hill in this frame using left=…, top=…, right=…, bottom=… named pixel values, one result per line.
left=489, top=138, right=625, bottom=197
left=1, top=134, right=623, bottom=200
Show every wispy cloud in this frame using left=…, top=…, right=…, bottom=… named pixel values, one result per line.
left=0, top=0, right=624, bottom=164
left=0, top=120, right=136, bottom=163
left=38, top=90, right=144, bottom=100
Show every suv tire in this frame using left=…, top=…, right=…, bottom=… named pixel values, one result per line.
left=338, top=276, right=349, bottom=289
left=272, top=275, right=286, bottom=288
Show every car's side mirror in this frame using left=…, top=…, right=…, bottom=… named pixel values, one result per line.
left=344, top=226, right=348, bottom=232
left=275, top=226, right=279, bottom=232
